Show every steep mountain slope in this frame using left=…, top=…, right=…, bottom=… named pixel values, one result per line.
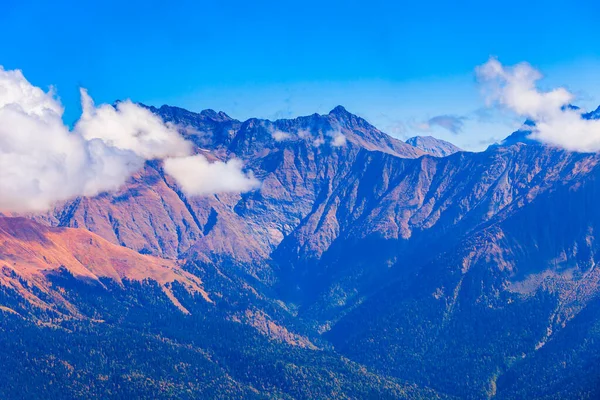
left=324, top=157, right=600, bottom=397
left=273, top=143, right=598, bottom=311
left=405, top=135, right=462, bottom=157
left=0, top=216, right=210, bottom=316
left=305, top=145, right=600, bottom=398
left=0, top=217, right=447, bottom=399
left=496, top=295, right=600, bottom=399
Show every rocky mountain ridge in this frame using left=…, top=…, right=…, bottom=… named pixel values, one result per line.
left=3, top=104, right=600, bottom=398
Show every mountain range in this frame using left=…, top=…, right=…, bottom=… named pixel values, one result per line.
left=2, top=104, right=600, bottom=399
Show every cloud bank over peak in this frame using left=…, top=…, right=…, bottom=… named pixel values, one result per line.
left=77, top=89, right=193, bottom=159
left=164, top=155, right=260, bottom=196
left=0, top=66, right=258, bottom=212
left=476, top=57, right=600, bottom=152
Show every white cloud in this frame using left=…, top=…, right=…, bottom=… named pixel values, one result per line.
left=264, top=123, right=293, bottom=142
left=330, top=130, right=347, bottom=147
left=419, top=115, right=466, bottom=134
left=76, top=89, right=192, bottom=159
left=270, top=124, right=345, bottom=147
left=297, top=129, right=311, bottom=139
left=0, top=69, right=63, bottom=117
left=476, top=58, right=600, bottom=152
left=265, top=123, right=294, bottom=142
left=0, top=66, right=259, bottom=212
left=307, top=128, right=346, bottom=148
left=163, top=155, right=260, bottom=196
left=312, top=137, right=325, bottom=147
left=271, top=129, right=292, bottom=142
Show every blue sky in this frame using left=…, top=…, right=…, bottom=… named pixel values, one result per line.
left=1, top=0, right=600, bottom=150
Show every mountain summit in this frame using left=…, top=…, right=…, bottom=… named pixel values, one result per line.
left=405, top=135, right=462, bottom=157
left=149, top=104, right=426, bottom=158
left=328, top=104, right=352, bottom=117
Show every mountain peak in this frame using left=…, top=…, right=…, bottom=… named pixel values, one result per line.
left=199, top=109, right=233, bottom=121
left=405, top=135, right=462, bottom=157
left=329, top=105, right=350, bottom=116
